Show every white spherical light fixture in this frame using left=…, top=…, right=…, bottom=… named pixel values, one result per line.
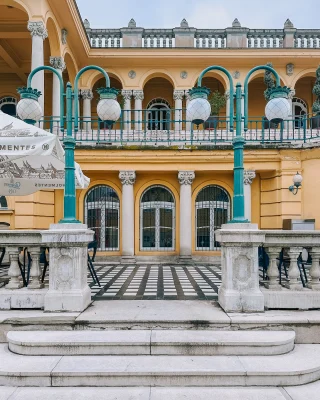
left=96, top=87, right=121, bottom=125
left=16, top=87, right=43, bottom=124
left=186, top=87, right=211, bottom=125
left=265, top=86, right=291, bottom=123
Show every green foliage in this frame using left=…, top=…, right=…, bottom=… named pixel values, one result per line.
left=312, top=66, right=320, bottom=115
left=264, top=62, right=276, bottom=101
left=207, top=90, right=226, bottom=115
left=117, top=93, right=125, bottom=109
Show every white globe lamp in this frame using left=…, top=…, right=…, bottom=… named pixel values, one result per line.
left=265, top=86, right=291, bottom=124
left=16, top=87, right=43, bottom=124
left=96, top=87, right=121, bottom=126
left=186, top=87, right=211, bottom=126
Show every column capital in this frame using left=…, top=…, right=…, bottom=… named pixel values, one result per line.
left=121, top=89, right=133, bottom=100
left=173, top=89, right=185, bottom=101
left=81, top=89, right=94, bottom=100
left=288, top=89, right=296, bottom=100
left=244, top=170, right=256, bottom=185
left=133, top=90, right=144, bottom=100
left=28, top=21, right=48, bottom=40
left=49, top=56, right=66, bottom=71
left=225, top=90, right=230, bottom=100
left=119, top=171, right=136, bottom=185
left=178, top=171, right=195, bottom=185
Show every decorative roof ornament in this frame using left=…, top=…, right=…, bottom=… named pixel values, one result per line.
left=180, top=18, right=189, bottom=28
left=284, top=18, right=294, bottom=29
left=83, top=19, right=90, bottom=29
left=128, top=18, right=136, bottom=28
left=232, top=18, right=241, bottom=28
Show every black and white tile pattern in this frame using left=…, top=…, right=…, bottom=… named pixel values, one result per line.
left=90, top=264, right=222, bottom=300
left=0, top=262, right=223, bottom=300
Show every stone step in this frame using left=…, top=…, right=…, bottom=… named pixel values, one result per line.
left=0, top=385, right=306, bottom=400
left=7, top=330, right=295, bottom=356
left=0, top=343, right=319, bottom=387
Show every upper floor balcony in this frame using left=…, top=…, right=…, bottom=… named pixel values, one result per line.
left=84, top=18, right=320, bottom=50
left=38, top=111, right=320, bottom=148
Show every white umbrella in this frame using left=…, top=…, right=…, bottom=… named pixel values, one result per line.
left=0, top=111, right=89, bottom=196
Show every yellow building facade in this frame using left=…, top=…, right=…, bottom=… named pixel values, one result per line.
left=0, top=0, right=320, bottom=260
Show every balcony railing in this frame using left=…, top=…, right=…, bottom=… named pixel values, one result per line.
left=37, top=110, right=320, bottom=146
left=84, top=18, right=320, bottom=49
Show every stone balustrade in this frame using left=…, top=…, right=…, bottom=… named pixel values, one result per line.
left=85, top=18, right=320, bottom=49
left=217, top=224, right=320, bottom=313
left=0, top=224, right=94, bottom=312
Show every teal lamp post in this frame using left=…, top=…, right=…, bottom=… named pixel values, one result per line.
left=16, top=65, right=121, bottom=224
left=187, top=65, right=291, bottom=223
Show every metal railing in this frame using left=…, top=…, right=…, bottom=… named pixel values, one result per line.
left=36, top=110, right=320, bottom=146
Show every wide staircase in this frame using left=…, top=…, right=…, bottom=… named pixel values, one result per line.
left=2, top=326, right=320, bottom=397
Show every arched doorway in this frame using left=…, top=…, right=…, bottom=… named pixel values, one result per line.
left=147, top=98, right=171, bottom=130
left=140, top=185, right=175, bottom=251
left=0, top=97, right=17, bottom=116
left=195, top=185, right=231, bottom=250
left=292, top=97, right=308, bottom=128
left=84, top=185, right=120, bottom=251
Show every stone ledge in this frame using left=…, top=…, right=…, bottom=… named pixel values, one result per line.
left=0, top=288, right=47, bottom=310
left=262, top=287, right=320, bottom=310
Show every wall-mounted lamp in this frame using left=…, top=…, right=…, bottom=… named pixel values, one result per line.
left=289, top=172, right=303, bottom=195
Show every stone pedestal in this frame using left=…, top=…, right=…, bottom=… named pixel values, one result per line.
left=42, top=223, right=94, bottom=312
left=216, top=223, right=265, bottom=312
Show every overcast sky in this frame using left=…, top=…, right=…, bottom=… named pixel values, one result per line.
left=76, top=0, right=319, bottom=29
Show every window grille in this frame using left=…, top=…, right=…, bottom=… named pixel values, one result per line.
left=84, top=185, right=120, bottom=251
left=195, top=185, right=231, bottom=251
left=140, top=185, right=175, bottom=251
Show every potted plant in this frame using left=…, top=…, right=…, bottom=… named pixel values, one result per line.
left=311, top=66, right=320, bottom=129
left=205, top=90, right=226, bottom=129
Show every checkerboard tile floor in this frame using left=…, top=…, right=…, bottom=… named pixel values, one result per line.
left=90, top=264, right=222, bottom=300
left=0, top=262, right=223, bottom=300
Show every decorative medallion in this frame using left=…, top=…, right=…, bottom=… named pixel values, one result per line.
left=128, top=70, right=136, bottom=79
left=180, top=71, right=188, bottom=79
left=233, top=71, right=240, bottom=79
left=286, top=63, right=294, bottom=76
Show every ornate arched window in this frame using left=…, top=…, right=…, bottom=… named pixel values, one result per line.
left=195, top=185, right=231, bottom=250
left=0, top=196, right=8, bottom=208
left=146, top=98, right=171, bottom=131
left=0, top=96, right=17, bottom=116
left=292, top=97, right=308, bottom=128
left=140, top=185, right=175, bottom=251
left=84, top=185, right=120, bottom=251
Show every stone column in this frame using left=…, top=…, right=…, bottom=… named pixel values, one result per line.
left=121, top=90, right=132, bottom=132
left=243, top=170, right=256, bottom=222
left=185, top=90, right=191, bottom=132
left=82, top=89, right=94, bottom=132
left=133, top=90, right=144, bottom=132
left=173, top=90, right=184, bottom=133
left=288, top=89, right=295, bottom=132
left=308, top=248, right=320, bottom=290
left=216, top=223, right=265, bottom=312
left=28, top=246, right=43, bottom=289
left=50, top=56, right=66, bottom=132
left=119, top=171, right=136, bottom=264
left=178, top=171, right=195, bottom=262
left=285, top=247, right=303, bottom=290
left=28, top=21, right=48, bottom=116
left=265, top=246, right=282, bottom=290
left=5, top=247, right=22, bottom=289
left=42, top=224, right=94, bottom=312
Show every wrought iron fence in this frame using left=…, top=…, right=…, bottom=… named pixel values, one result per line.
left=37, top=110, right=320, bottom=146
